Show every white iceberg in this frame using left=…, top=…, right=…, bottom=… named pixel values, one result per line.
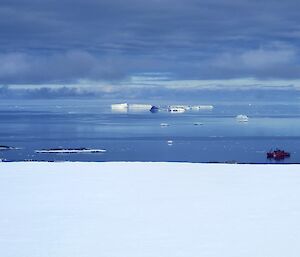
left=160, top=123, right=170, bottom=127
left=236, top=114, right=249, bottom=122
left=168, top=107, right=185, bottom=113
left=111, top=103, right=129, bottom=113
left=111, top=103, right=128, bottom=109
left=128, top=104, right=152, bottom=111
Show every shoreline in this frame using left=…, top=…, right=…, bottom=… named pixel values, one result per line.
left=1, top=160, right=299, bottom=165
left=1, top=161, right=300, bottom=169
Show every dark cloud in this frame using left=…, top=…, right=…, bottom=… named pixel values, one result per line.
left=0, top=0, right=300, bottom=84
left=0, top=51, right=128, bottom=84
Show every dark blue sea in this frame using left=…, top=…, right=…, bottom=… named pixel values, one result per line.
left=1, top=98, right=300, bottom=163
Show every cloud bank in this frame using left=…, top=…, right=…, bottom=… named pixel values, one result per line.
left=0, top=0, right=300, bottom=86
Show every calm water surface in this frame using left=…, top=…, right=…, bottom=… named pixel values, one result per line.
left=1, top=99, right=300, bottom=163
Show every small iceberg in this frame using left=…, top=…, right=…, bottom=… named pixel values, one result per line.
left=150, top=106, right=159, bottom=113
left=167, top=140, right=173, bottom=146
left=35, top=148, right=107, bottom=154
left=236, top=114, right=249, bottom=122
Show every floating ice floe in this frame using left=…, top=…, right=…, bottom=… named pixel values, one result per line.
left=35, top=148, right=107, bottom=154
left=236, top=114, right=249, bottom=122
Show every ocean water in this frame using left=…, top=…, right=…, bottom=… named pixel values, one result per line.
left=1, top=98, right=300, bottom=163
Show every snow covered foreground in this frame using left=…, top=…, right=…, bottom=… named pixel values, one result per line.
left=1, top=162, right=300, bottom=257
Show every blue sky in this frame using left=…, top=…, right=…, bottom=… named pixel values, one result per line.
left=1, top=0, right=300, bottom=95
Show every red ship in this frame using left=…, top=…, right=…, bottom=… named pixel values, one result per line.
left=267, top=149, right=290, bottom=160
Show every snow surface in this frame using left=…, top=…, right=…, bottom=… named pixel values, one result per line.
left=1, top=162, right=300, bottom=257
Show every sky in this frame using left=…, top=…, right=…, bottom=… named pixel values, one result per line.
left=1, top=0, right=300, bottom=97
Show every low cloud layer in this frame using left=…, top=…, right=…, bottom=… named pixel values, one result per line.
left=0, top=0, right=300, bottom=85
left=1, top=85, right=300, bottom=103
